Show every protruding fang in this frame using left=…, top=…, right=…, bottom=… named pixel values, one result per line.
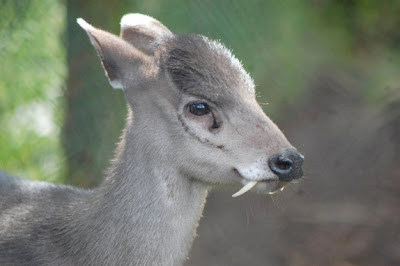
left=232, top=181, right=258, bottom=197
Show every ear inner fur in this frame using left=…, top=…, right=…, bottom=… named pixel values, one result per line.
left=77, top=18, right=155, bottom=90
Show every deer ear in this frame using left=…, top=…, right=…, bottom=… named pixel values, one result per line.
left=77, top=18, right=150, bottom=90
left=120, top=13, right=172, bottom=55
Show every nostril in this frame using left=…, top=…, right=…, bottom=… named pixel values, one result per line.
left=268, top=156, right=293, bottom=175
left=276, top=156, right=293, bottom=171
left=268, top=149, right=304, bottom=181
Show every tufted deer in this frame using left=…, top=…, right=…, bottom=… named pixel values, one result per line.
left=0, top=14, right=304, bottom=265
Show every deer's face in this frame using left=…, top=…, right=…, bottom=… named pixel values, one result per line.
left=78, top=14, right=304, bottom=197
left=159, top=35, right=304, bottom=196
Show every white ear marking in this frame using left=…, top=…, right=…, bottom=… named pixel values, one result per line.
left=77, top=18, right=94, bottom=31
left=110, top=80, right=123, bottom=90
left=120, top=13, right=158, bottom=29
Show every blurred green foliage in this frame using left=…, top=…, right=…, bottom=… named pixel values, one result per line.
left=1, top=0, right=399, bottom=184
left=0, top=1, right=66, bottom=182
left=114, top=0, right=400, bottom=119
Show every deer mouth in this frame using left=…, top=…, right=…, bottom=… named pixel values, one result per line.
left=232, top=169, right=286, bottom=197
left=232, top=180, right=288, bottom=197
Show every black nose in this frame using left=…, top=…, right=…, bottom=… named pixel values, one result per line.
left=268, top=149, right=304, bottom=181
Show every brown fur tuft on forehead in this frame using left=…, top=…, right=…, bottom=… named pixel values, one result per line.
left=164, top=35, right=254, bottom=103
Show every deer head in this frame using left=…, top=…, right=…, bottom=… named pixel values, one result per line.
left=77, top=13, right=304, bottom=198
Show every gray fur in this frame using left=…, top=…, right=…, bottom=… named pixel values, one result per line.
left=0, top=14, right=300, bottom=265
left=165, top=35, right=255, bottom=104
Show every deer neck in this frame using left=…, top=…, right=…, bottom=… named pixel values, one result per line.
left=74, top=110, right=209, bottom=265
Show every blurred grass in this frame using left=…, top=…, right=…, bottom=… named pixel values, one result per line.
left=0, top=0, right=399, bottom=184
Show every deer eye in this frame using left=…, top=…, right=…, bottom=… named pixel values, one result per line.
left=188, top=102, right=210, bottom=116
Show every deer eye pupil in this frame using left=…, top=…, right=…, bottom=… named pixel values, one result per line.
left=189, top=103, right=210, bottom=116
